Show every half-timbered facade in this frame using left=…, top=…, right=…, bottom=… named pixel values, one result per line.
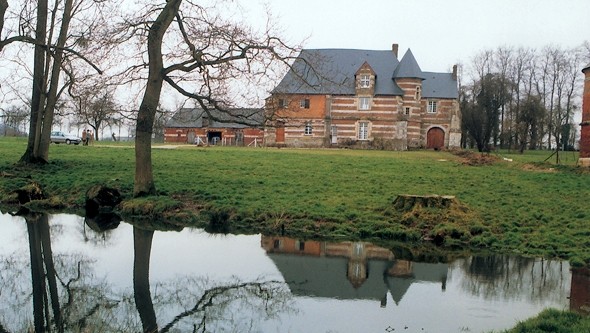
left=266, top=45, right=461, bottom=150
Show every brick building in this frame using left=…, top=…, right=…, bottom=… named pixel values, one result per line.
left=164, top=108, right=264, bottom=146
left=265, top=44, right=461, bottom=150
left=579, top=63, right=590, bottom=166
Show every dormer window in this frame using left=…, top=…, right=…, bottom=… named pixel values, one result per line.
left=359, top=74, right=371, bottom=88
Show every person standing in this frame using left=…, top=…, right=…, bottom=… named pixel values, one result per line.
left=85, top=129, right=91, bottom=145
left=82, top=129, right=87, bottom=146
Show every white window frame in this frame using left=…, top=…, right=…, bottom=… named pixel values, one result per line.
left=300, top=98, right=310, bottom=109
left=358, top=122, right=369, bottom=140
left=359, top=97, right=371, bottom=110
left=427, top=100, right=438, bottom=113
left=405, top=107, right=410, bottom=115
left=416, top=86, right=421, bottom=100
left=359, top=74, right=371, bottom=88
left=278, top=98, right=288, bottom=108
left=304, top=121, right=312, bottom=135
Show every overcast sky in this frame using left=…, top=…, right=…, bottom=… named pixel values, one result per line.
left=250, top=0, right=590, bottom=73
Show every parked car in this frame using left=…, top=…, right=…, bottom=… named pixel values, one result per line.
left=50, top=131, right=82, bottom=145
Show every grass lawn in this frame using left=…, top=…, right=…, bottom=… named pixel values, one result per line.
left=1, top=137, right=589, bottom=265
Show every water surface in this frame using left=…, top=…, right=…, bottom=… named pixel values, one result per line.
left=0, top=211, right=585, bottom=333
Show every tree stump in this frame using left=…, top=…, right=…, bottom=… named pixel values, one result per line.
left=85, top=185, right=122, bottom=217
left=392, top=194, right=457, bottom=212
left=13, top=182, right=46, bottom=204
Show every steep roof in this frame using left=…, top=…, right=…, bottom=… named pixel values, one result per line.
left=422, top=72, right=459, bottom=98
left=273, top=48, right=457, bottom=98
left=392, top=49, right=425, bottom=80
left=166, top=108, right=264, bottom=128
left=273, top=49, right=404, bottom=95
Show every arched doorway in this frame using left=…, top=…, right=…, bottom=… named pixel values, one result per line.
left=426, top=127, right=445, bottom=149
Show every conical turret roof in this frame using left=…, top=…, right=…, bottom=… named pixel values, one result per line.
left=392, top=49, right=425, bottom=80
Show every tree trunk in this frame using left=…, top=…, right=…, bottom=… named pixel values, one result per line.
left=20, top=0, right=48, bottom=164
left=134, top=0, right=182, bottom=197
left=19, top=0, right=73, bottom=164
left=133, top=227, right=158, bottom=333
left=39, top=0, right=74, bottom=161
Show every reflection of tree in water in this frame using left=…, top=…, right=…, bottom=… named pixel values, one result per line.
left=0, top=217, right=293, bottom=332
left=153, top=278, right=292, bottom=333
left=455, top=255, right=569, bottom=303
left=0, top=212, right=133, bottom=332
left=133, top=226, right=294, bottom=333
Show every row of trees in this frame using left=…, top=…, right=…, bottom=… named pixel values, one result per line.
left=1, top=0, right=297, bottom=198
left=460, top=43, right=590, bottom=153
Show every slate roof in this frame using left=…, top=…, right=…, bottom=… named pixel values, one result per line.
left=392, top=49, right=426, bottom=80
left=166, top=107, right=264, bottom=128
left=422, top=72, right=459, bottom=98
left=273, top=48, right=458, bottom=99
left=273, top=49, right=403, bottom=95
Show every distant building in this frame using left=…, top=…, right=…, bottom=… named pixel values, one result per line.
left=579, top=63, right=590, bottom=166
left=164, top=108, right=264, bottom=146
left=265, top=44, right=461, bottom=150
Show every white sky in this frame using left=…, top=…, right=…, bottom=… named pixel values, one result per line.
left=2, top=0, right=589, bottom=135
left=253, top=0, right=590, bottom=73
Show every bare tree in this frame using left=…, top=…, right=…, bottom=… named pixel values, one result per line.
left=114, top=0, right=299, bottom=197
left=0, top=0, right=109, bottom=164
left=72, top=88, right=119, bottom=141
left=2, top=104, right=28, bottom=135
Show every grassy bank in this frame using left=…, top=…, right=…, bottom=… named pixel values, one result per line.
left=1, top=137, right=589, bottom=265
left=501, top=309, right=590, bottom=333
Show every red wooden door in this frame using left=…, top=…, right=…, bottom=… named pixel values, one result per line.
left=276, top=123, right=285, bottom=143
left=427, top=128, right=445, bottom=149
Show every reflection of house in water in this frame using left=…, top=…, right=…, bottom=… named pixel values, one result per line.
left=570, top=268, right=590, bottom=314
left=261, top=236, right=448, bottom=306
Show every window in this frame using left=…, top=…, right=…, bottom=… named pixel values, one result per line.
left=296, top=240, right=305, bottom=251
left=416, top=86, right=421, bottom=100
left=300, top=98, right=310, bottom=109
left=359, top=74, right=371, bottom=88
left=405, top=107, right=410, bottom=115
left=273, top=239, right=282, bottom=249
left=427, top=100, right=438, bottom=113
left=278, top=98, right=288, bottom=108
left=304, top=121, right=312, bottom=135
left=358, top=122, right=369, bottom=140
left=359, top=97, right=370, bottom=110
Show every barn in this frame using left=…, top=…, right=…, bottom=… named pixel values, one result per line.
left=164, top=107, right=265, bottom=146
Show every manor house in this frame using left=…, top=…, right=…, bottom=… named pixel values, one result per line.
left=265, top=44, right=461, bottom=150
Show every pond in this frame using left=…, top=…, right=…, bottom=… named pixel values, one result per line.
left=0, top=211, right=588, bottom=333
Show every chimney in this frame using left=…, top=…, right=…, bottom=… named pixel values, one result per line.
left=452, top=64, right=458, bottom=81
left=392, top=43, right=399, bottom=58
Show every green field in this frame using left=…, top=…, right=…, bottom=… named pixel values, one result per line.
left=1, top=137, right=589, bottom=265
